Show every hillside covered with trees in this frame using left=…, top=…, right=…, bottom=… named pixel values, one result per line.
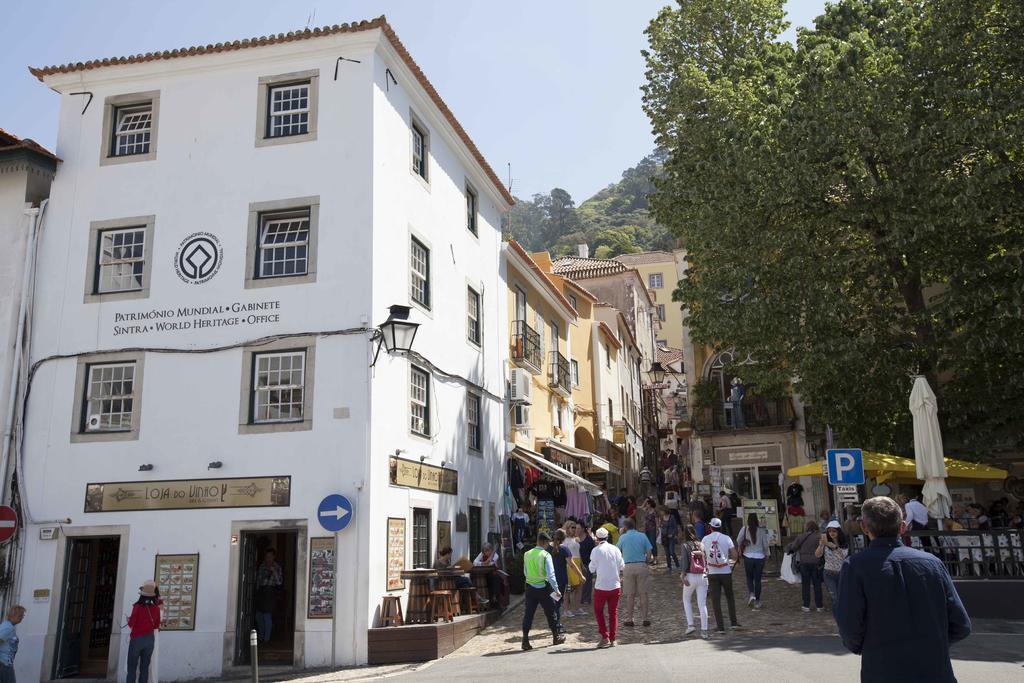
left=503, top=149, right=677, bottom=258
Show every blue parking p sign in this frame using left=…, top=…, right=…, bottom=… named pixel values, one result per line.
left=826, top=449, right=865, bottom=486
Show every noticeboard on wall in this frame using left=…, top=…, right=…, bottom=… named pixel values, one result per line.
left=307, top=537, right=335, bottom=619
left=386, top=518, right=406, bottom=592
left=437, top=520, right=452, bottom=554
left=154, top=554, right=199, bottom=630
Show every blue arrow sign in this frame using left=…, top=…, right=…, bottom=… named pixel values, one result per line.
left=826, top=449, right=865, bottom=486
left=317, top=494, right=354, bottom=533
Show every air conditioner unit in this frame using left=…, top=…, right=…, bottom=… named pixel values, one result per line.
left=85, top=414, right=102, bottom=432
left=510, top=368, right=532, bottom=404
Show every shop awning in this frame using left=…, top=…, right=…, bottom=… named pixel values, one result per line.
left=511, top=446, right=603, bottom=495
left=787, top=452, right=1008, bottom=483
left=543, top=439, right=611, bottom=473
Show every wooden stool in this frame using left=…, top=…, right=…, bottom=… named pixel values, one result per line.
left=459, top=586, right=483, bottom=614
left=381, top=595, right=404, bottom=627
left=430, top=590, right=455, bottom=623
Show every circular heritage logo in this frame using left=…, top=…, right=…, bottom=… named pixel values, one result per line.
left=174, top=232, right=223, bottom=284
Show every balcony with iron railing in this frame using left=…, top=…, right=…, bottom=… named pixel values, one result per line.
left=693, top=397, right=795, bottom=433
left=510, top=320, right=542, bottom=373
left=549, top=350, right=571, bottom=397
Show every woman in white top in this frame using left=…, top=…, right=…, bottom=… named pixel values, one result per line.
left=736, top=513, right=770, bottom=608
left=679, top=523, right=710, bottom=639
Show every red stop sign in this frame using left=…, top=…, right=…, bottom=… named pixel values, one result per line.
left=0, top=506, right=17, bottom=544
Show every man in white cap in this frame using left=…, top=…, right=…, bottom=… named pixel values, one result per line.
left=588, top=525, right=625, bottom=648
left=701, top=517, right=741, bottom=633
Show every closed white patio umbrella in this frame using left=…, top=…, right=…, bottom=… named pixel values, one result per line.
left=910, top=376, right=951, bottom=522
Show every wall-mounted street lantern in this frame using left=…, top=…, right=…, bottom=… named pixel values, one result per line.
left=650, top=361, right=667, bottom=384
left=372, top=305, right=420, bottom=366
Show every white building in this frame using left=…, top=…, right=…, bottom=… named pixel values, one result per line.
left=14, top=18, right=512, bottom=681
left=0, top=130, right=57, bottom=513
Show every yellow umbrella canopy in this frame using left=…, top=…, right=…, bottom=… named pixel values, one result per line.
left=786, top=452, right=1007, bottom=482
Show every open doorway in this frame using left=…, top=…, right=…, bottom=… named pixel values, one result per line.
left=234, top=530, right=298, bottom=665
left=53, top=537, right=120, bottom=679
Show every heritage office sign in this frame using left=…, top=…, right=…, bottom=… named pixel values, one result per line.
left=85, top=476, right=291, bottom=513
left=174, top=232, right=224, bottom=284
left=389, top=456, right=458, bottom=495
left=111, top=299, right=282, bottom=337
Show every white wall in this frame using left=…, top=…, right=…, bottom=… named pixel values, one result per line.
left=363, top=41, right=507, bottom=654
left=18, top=32, right=372, bottom=682
left=0, top=171, right=31, bottom=481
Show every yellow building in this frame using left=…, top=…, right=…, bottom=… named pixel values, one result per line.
left=515, top=253, right=624, bottom=490
left=614, top=250, right=686, bottom=349
left=502, top=241, right=602, bottom=497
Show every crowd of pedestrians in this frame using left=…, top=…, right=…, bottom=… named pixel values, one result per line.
left=515, top=489, right=973, bottom=683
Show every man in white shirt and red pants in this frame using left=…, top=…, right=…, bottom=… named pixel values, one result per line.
left=588, top=526, right=625, bottom=648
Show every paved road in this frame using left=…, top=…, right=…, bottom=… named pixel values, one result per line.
left=275, top=561, right=1024, bottom=682
left=404, top=633, right=1024, bottom=683
left=402, top=560, right=1024, bottom=682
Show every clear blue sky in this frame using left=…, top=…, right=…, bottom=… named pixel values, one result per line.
left=0, top=0, right=825, bottom=201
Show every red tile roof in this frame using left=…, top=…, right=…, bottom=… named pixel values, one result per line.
left=28, top=17, right=510, bottom=205
left=656, top=346, right=684, bottom=366
left=551, top=256, right=628, bottom=280
left=613, top=251, right=676, bottom=266
left=0, top=128, right=60, bottom=162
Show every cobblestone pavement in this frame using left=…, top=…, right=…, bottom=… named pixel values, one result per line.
left=448, top=557, right=838, bottom=656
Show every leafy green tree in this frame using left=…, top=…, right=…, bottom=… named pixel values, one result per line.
left=643, top=0, right=1024, bottom=455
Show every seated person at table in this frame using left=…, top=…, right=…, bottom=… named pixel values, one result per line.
left=433, top=546, right=472, bottom=589
left=473, top=543, right=506, bottom=606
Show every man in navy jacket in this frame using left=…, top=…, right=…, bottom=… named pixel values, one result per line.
left=836, top=496, right=971, bottom=682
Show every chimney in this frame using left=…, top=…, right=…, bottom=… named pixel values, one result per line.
left=577, top=243, right=589, bottom=259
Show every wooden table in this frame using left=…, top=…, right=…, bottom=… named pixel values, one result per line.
left=434, top=569, right=466, bottom=616
left=469, top=565, right=497, bottom=604
left=400, top=569, right=438, bottom=624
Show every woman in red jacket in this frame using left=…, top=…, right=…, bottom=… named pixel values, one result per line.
left=126, top=580, right=162, bottom=683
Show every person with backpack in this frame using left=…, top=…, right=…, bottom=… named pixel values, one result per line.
left=787, top=520, right=824, bottom=612
left=701, top=517, right=741, bottom=633
left=736, top=512, right=770, bottom=609
left=680, top=524, right=710, bottom=639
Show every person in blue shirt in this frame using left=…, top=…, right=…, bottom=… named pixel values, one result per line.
left=0, top=604, right=26, bottom=683
left=616, top=518, right=653, bottom=627
left=836, top=496, right=970, bottom=683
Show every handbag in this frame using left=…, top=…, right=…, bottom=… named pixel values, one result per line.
left=567, top=557, right=585, bottom=588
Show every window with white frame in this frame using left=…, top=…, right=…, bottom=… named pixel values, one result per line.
left=410, top=237, right=430, bottom=308
left=258, top=209, right=310, bottom=278
left=252, top=351, right=305, bottom=423
left=83, top=362, right=136, bottom=431
left=466, top=185, right=478, bottom=235
left=267, top=82, right=311, bottom=138
left=411, top=121, right=428, bottom=179
left=568, top=293, right=578, bottom=311
left=112, top=104, right=153, bottom=156
left=96, top=227, right=146, bottom=293
left=649, top=272, right=664, bottom=289
left=571, top=359, right=580, bottom=387
left=657, top=304, right=666, bottom=321
left=467, top=391, right=481, bottom=451
left=410, top=366, right=431, bottom=436
left=605, top=342, right=611, bottom=368
left=467, top=286, right=481, bottom=345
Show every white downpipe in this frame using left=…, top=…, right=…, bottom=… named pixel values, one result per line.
left=0, top=200, right=46, bottom=505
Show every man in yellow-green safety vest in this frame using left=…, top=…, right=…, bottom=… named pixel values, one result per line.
left=521, top=532, right=565, bottom=651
